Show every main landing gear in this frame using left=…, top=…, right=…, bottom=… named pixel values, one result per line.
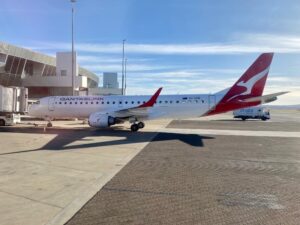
left=130, top=121, right=145, bottom=132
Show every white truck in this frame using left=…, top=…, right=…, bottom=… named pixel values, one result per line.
left=0, top=85, right=28, bottom=126
left=233, top=106, right=270, bottom=121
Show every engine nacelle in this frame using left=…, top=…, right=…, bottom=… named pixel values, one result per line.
left=88, top=112, right=115, bottom=128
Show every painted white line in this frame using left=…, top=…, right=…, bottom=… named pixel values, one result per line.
left=161, top=128, right=300, bottom=138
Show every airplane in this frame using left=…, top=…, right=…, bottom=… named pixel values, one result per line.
left=29, top=53, right=287, bottom=132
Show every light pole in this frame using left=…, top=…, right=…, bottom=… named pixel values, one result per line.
left=124, top=58, right=127, bottom=95
left=71, top=0, right=76, bottom=96
left=121, top=39, right=126, bottom=95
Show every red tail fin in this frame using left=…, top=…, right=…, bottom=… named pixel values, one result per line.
left=207, top=53, right=274, bottom=115
left=222, top=53, right=274, bottom=103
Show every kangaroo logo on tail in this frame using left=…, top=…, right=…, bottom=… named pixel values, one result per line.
left=221, top=53, right=274, bottom=103
left=226, top=66, right=270, bottom=102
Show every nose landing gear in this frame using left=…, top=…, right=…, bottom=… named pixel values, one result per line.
left=44, top=117, right=53, bottom=128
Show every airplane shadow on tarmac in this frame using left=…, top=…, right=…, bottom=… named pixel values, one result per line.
left=0, top=126, right=214, bottom=155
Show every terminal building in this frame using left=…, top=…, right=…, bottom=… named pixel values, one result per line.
left=0, top=42, right=122, bottom=99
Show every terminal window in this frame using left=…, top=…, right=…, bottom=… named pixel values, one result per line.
left=61, top=70, right=67, bottom=76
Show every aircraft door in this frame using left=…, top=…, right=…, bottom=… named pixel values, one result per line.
left=48, top=97, right=56, bottom=111
left=208, top=95, right=216, bottom=110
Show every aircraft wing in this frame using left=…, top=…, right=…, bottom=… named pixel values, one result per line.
left=239, top=91, right=288, bottom=104
left=113, top=87, right=162, bottom=119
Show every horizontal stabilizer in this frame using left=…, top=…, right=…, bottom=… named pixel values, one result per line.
left=239, top=92, right=289, bottom=104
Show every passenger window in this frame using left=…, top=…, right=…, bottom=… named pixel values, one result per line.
left=85, top=102, right=88, bottom=104
left=125, top=101, right=128, bottom=104
left=165, top=101, right=168, bottom=103
left=75, top=102, right=77, bottom=104
left=107, top=101, right=110, bottom=104
left=143, top=101, right=146, bottom=104
left=132, top=101, right=134, bottom=104
left=80, top=102, right=83, bottom=104
left=59, top=102, right=62, bottom=104
left=101, top=102, right=104, bottom=104
left=64, top=102, right=67, bottom=104
left=176, top=100, right=179, bottom=103
left=70, top=102, right=72, bottom=104
left=170, top=101, right=173, bottom=104
left=119, top=101, right=122, bottom=104
left=96, top=101, right=99, bottom=104
left=113, top=101, right=115, bottom=104
left=159, top=101, right=162, bottom=104
left=137, top=101, right=140, bottom=104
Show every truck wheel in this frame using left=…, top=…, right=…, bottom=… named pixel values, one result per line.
left=0, top=119, right=5, bottom=126
left=261, top=117, right=267, bottom=121
left=242, top=117, right=246, bottom=121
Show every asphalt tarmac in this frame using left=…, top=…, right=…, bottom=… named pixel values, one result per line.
left=65, top=111, right=300, bottom=225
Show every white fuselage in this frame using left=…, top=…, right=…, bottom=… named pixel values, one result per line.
left=29, top=93, right=224, bottom=120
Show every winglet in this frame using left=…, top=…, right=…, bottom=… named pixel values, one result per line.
left=139, top=87, right=162, bottom=108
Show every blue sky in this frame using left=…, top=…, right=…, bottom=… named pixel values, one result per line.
left=1, top=0, right=300, bottom=104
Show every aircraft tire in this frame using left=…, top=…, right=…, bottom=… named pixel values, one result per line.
left=131, top=124, right=139, bottom=132
left=138, top=122, right=145, bottom=129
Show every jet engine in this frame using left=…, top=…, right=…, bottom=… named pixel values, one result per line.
left=88, top=112, right=116, bottom=128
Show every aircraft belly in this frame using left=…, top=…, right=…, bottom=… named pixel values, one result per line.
left=152, top=105, right=208, bottom=119
left=49, top=106, right=92, bottom=119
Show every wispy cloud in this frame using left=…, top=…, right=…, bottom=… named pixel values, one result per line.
left=84, top=63, right=170, bottom=72
left=28, top=42, right=265, bottom=55
left=77, top=55, right=153, bottom=64
left=29, top=33, right=300, bottom=55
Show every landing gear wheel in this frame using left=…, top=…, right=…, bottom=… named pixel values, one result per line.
left=130, top=124, right=139, bottom=132
left=138, top=122, right=145, bottom=129
left=47, top=122, right=53, bottom=128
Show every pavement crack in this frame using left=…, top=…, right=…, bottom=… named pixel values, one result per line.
left=103, top=187, right=189, bottom=197
left=0, top=189, right=63, bottom=209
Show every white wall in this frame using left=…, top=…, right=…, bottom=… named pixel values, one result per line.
left=55, top=52, right=83, bottom=89
left=88, top=87, right=122, bottom=95
left=22, top=76, right=87, bottom=88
